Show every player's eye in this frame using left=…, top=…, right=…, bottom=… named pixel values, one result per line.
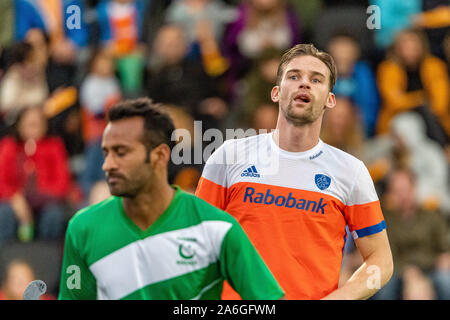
left=289, top=75, right=298, bottom=80
left=312, top=78, right=321, bottom=83
left=114, top=147, right=128, bottom=157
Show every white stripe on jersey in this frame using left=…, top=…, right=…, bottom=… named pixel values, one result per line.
left=90, top=221, right=232, bottom=300
left=201, top=132, right=379, bottom=206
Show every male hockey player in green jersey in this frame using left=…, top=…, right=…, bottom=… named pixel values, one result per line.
left=58, top=98, right=285, bottom=300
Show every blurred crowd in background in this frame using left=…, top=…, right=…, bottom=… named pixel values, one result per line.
left=0, top=0, right=449, bottom=300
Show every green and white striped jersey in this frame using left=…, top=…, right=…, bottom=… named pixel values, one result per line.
left=58, top=186, right=284, bottom=300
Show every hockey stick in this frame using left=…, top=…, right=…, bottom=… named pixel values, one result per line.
left=23, top=280, right=47, bottom=300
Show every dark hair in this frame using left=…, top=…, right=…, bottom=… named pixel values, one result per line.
left=107, top=98, right=176, bottom=153
left=276, top=43, right=337, bottom=91
left=3, top=42, right=33, bottom=70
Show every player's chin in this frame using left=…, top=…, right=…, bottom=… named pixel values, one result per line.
left=107, top=184, right=125, bottom=197
left=109, top=185, right=139, bottom=198
left=286, top=106, right=307, bottom=118
left=285, top=111, right=315, bottom=126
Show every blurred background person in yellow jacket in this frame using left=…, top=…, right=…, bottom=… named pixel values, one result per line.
left=376, top=27, right=449, bottom=148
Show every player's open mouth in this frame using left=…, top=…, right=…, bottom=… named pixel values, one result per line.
left=294, top=94, right=311, bottom=103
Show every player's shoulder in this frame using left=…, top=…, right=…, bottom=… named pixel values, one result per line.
left=68, top=196, right=119, bottom=231
left=321, top=142, right=365, bottom=170
left=208, top=134, right=269, bottom=161
left=180, top=189, right=238, bottom=224
left=225, top=133, right=269, bottom=148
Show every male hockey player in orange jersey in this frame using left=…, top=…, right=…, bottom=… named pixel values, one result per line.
left=196, top=44, right=393, bottom=300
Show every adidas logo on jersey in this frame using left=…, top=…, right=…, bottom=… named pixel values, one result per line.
left=241, top=165, right=260, bottom=178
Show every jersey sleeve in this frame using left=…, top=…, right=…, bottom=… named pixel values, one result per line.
left=195, top=142, right=229, bottom=210
left=58, top=219, right=97, bottom=300
left=218, top=220, right=284, bottom=300
left=344, top=160, right=386, bottom=240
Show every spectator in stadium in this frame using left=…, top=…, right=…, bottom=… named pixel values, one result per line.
left=19, top=28, right=79, bottom=115
left=24, top=29, right=51, bottom=74
left=166, top=0, right=237, bottom=47
left=369, top=0, right=422, bottom=50
left=14, top=0, right=88, bottom=59
left=222, top=0, right=302, bottom=90
left=413, top=0, right=450, bottom=59
left=361, top=111, right=450, bottom=209
left=0, top=42, right=49, bottom=125
left=390, top=112, right=450, bottom=213
left=161, top=104, right=203, bottom=194
left=146, top=24, right=228, bottom=131
left=0, top=259, right=55, bottom=300
left=14, top=0, right=88, bottom=90
left=79, top=47, right=121, bottom=197
left=236, top=47, right=282, bottom=128
left=96, top=0, right=148, bottom=96
left=165, top=0, right=237, bottom=77
left=376, top=28, right=450, bottom=147
left=0, top=107, right=71, bottom=244
left=374, top=167, right=450, bottom=300
left=401, top=265, right=437, bottom=300
left=326, top=32, right=380, bottom=137
left=1, top=28, right=82, bottom=180
left=320, top=96, right=365, bottom=158
left=290, top=0, right=324, bottom=41
left=7, top=27, right=80, bottom=140
left=249, top=103, right=278, bottom=133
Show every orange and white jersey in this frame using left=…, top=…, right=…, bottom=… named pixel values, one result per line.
left=195, top=132, right=386, bottom=300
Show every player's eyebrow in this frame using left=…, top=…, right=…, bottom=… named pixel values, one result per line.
left=102, top=144, right=130, bottom=153
left=285, top=69, right=326, bottom=79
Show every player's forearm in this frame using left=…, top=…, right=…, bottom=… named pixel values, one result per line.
left=322, top=255, right=393, bottom=300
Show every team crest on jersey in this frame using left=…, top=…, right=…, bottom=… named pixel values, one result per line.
left=176, top=237, right=198, bottom=265
left=315, top=174, right=331, bottom=190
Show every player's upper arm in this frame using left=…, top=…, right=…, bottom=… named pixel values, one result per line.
left=58, top=220, right=97, bottom=300
left=195, top=142, right=230, bottom=210
left=344, top=161, right=386, bottom=240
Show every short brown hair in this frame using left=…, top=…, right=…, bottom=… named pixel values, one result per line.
left=108, top=98, right=176, bottom=152
left=276, top=44, right=337, bottom=91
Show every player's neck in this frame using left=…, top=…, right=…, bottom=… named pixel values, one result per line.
left=122, top=183, right=175, bottom=231
left=274, top=116, right=322, bottom=152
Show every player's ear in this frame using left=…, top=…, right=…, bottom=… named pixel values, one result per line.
left=271, top=86, right=280, bottom=103
left=150, top=144, right=171, bottom=167
left=325, top=92, right=336, bottom=110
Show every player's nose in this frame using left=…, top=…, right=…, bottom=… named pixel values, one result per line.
left=102, top=153, right=118, bottom=172
left=298, top=79, right=311, bottom=90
